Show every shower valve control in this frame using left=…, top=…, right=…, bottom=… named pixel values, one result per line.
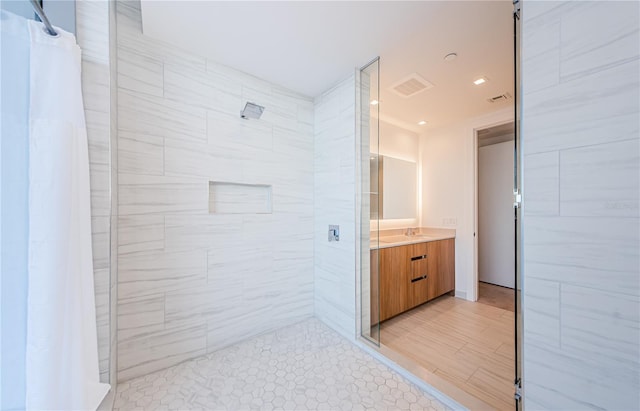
left=328, top=225, right=340, bottom=242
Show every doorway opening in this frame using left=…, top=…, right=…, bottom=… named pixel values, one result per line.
left=476, top=121, right=516, bottom=313
left=356, top=1, right=522, bottom=410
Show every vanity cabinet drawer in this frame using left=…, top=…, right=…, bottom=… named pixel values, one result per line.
left=410, top=242, right=429, bottom=257
left=409, top=253, right=429, bottom=307
left=376, top=238, right=455, bottom=322
left=409, top=271, right=429, bottom=308
left=410, top=254, right=428, bottom=280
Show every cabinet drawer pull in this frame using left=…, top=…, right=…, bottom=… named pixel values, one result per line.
left=411, top=255, right=427, bottom=261
left=411, top=275, right=427, bottom=283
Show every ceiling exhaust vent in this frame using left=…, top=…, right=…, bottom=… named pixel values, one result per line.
left=487, top=93, right=512, bottom=103
left=389, top=73, right=434, bottom=98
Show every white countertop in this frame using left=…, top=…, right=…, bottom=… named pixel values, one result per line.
left=370, top=228, right=456, bottom=249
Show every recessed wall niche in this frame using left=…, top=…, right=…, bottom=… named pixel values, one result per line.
left=208, top=181, right=273, bottom=214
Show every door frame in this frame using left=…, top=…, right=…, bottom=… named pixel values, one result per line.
left=470, top=117, right=514, bottom=302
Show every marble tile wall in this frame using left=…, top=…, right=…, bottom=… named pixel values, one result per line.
left=115, top=0, right=315, bottom=381
left=521, top=2, right=639, bottom=409
left=313, top=74, right=358, bottom=340
left=75, top=0, right=116, bottom=385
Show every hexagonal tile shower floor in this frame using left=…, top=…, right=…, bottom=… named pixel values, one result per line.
left=114, top=318, right=451, bottom=411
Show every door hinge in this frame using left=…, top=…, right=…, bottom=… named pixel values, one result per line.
left=513, top=189, right=522, bottom=209
left=514, top=378, right=522, bottom=401
left=513, top=0, right=521, bottom=18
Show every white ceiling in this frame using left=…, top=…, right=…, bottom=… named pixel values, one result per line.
left=141, top=1, right=514, bottom=132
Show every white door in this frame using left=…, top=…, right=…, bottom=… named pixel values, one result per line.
left=478, top=140, right=515, bottom=288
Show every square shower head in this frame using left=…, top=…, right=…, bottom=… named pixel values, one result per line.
left=240, top=102, right=265, bottom=119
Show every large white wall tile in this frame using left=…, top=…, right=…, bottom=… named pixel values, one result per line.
left=118, top=174, right=209, bottom=216
left=523, top=151, right=559, bottom=216
left=93, top=267, right=111, bottom=378
left=206, top=110, right=274, bottom=160
left=164, top=138, right=241, bottom=181
left=82, top=62, right=111, bottom=113
left=522, top=60, right=639, bottom=155
left=524, top=216, right=639, bottom=296
left=164, top=285, right=223, bottom=325
left=118, top=215, right=165, bottom=254
left=522, top=2, right=639, bottom=408
left=117, top=320, right=207, bottom=381
left=118, top=89, right=207, bottom=143
left=118, top=249, right=208, bottom=299
left=115, top=0, right=314, bottom=381
left=522, top=20, right=560, bottom=93
left=108, top=0, right=119, bottom=387
left=522, top=278, right=560, bottom=348
left=560, top=139, right=639, bottom=217
left=313, top=74, right=357, bottom=339
left=117, top=49, right=163, bottom=97
left=560, top=2, right=639, bottom=81
left=164, top=63, right=242, bottom=113
left=164, top=214, right=242, bottom=251
left=243, top=86, right=300, bottom=132
left=76, top=0, right=110, bottom=65
left=116, top=0, right=206, bottom=71
left=118, top=131, right=164, bottom=176
left=560, top=284, right=639, bottom=379
left=117, top=294, right=165, bottom=340
left=524, top=344, right=636, bottom=411
left=91, top=216, right=111, bottom=270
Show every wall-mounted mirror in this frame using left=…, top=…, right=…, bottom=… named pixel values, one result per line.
left=370, top=155, right=417, bottom=219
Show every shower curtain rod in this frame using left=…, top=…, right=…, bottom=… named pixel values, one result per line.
left=29, top=0, right=57, bottom=36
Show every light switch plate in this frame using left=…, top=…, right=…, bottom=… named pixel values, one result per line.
left=328, top=225, right=340, bottom=242
left=442, top=217, right=457, bottom=227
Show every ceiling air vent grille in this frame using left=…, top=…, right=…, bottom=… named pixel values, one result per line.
left=390, top=73, right=434, bottom=98
left=487, top=93, right=513, bottom=103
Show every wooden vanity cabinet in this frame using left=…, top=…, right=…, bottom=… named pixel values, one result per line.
left=370, top=249, right=380, bottom=327
left=379, top=246, right=411, bottom=322
left=412, top=239, right=456, bottom=301
left=377, top=239, right=455, bottom=322
left=435, top=239, right=455, bottom=297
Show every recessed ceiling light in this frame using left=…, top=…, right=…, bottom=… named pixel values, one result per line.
left=418, top=120, right=427, bottom=126
left=370, top=100, right=379, bottom=106
left=444, top=53, right=457, bottom=61
left=474, top=77, right=488, bottom=85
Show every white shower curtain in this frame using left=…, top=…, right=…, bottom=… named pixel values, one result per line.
left=2, top=10, right=109, bottom=410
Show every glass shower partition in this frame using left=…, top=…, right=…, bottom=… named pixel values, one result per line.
left=359, top=58, right=381, bottom=345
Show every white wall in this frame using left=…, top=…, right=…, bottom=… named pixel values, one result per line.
left=115, top=0, right=315, bottom=381
left=478, top=141, right=514, bottom=288
left=521, top=2, right=639, bottom=409
left=419, top=108, right=512, bottom=300
left=375, top=120, right=420, bottom=230
left=314, top=74, right=357, bottom=339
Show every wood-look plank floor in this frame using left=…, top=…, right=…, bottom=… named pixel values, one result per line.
left=381, top=293, right=515, bottom=411
left=478, top=282, right=515, bottom=312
